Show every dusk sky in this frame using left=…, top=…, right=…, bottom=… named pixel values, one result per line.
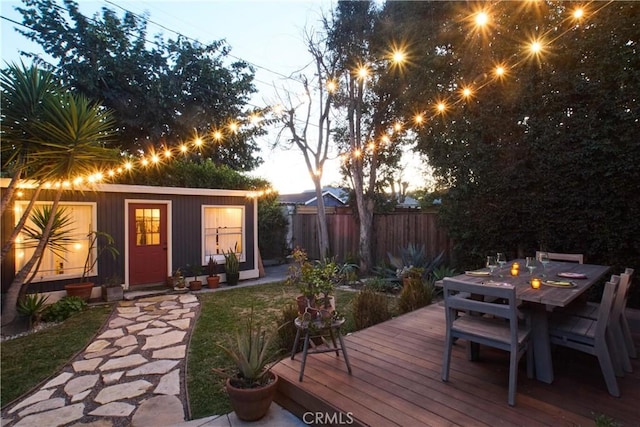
left=1, top=0, right=350, bottom=194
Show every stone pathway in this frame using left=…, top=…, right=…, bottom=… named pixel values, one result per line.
left=2, top=293, right=199, bottom=427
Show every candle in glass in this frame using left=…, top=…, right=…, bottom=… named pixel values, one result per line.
left=531, top=278, right=541, bottom=289
left=510, top=262, right=520, bottom=276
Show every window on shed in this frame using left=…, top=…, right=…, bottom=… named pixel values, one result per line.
left=203, top=206, right=244, bottom=263
left=134, top=208, right=161, bottom=246
left=14, top=202, right=97, bottom=282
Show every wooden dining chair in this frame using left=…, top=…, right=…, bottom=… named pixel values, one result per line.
left=441, top=278, right=533, bottom=406
left=536, top=251, right=584, bottom=264
left=564, top=269, right=635, bottom=373
left=548, top=277, right=621, bottom=397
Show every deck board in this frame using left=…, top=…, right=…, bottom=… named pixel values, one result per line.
left=273, top=303, right=640, bottom=426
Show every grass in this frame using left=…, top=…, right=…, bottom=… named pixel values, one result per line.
left=186, top=281, right=361, bottom=419
left=0, top=304, right=113, bottom=407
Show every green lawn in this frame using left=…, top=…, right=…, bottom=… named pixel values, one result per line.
left=0, top=304, right=113, bottom=407
left=186, top=281, right=360, bottom=419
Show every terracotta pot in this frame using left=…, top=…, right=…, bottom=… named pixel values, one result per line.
left=206, top=276, right=220, bottom=289
left=296, top=295, right=316, bottom=314
left=225, top=372, right=278, bottom=421
left=65, top=282, right=94, bottom=302
left=189, top=280, right=202, bottom=291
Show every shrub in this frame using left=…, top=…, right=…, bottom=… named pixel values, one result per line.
left=398, top=277, right=433, bottom=314
left=41, top=296, right=87, bottom=322
left=362, top=276, right=400, bottom=294
left=277, top=303, right=301, bottom=355
left=353, top=288, right=392, bottom=330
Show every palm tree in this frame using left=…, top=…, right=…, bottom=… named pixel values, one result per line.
left=1, top=83, right=118, bottom=325
left=1, top=63, right=59, bottom=262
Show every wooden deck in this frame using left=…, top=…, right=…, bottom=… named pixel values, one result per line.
left=273, top=303, right=640, bottom=426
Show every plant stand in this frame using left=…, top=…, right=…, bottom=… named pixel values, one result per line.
left=291, top=317, right=352, bottom=381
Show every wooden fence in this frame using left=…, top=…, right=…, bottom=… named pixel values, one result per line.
left=289, top=206, right=454, bottom=265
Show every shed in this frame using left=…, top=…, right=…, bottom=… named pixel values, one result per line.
left=0, top=180, right=259, bottom=301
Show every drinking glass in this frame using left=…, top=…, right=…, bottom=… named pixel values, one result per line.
left=539, top=252, right=550, bottom=277
left=496, top=252, right=507, bottom=270
left=486, top=256, right=498, bottom=276
left=525, top=256, right=537, bottom=276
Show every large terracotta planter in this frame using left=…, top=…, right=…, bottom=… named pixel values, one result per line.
left=65, top=282, right=94, bottom=302
left=225, top=372, right=278, bottom=421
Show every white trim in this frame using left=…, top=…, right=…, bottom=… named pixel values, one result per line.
left=13, top=200, right=97, bottom=283
left=124, top=199, right=172, bottom=289
left=1, top=179, right=252, bottom=198
left=201, top=204, right=246, bottom=264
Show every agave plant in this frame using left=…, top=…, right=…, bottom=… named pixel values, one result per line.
left=387, top=243, right=445, bottom=280
left=16, top=293, right=49, bottom=329
left=214, top=308, right=282, bottom=388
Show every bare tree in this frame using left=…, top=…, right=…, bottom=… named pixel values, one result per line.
left=274, top=30, right=339, bottom=260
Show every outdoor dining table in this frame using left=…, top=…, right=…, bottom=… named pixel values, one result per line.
left=446, top=259, right=610, bottom=384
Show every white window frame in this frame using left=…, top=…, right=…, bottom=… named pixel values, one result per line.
left=14, top=201, right=98, bottom=283
left=201, top=205, right=245, bottom=265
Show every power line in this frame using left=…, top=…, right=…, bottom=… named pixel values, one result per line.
left=103, top=0, right=305, bottom=85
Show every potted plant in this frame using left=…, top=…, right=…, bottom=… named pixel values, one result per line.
left=168, top=268, right=185, bottom=289
left=224, top=248, right=240, bottom=286
left=65, top=230, right=119, bottom=301
left=101, top=275, right=124, bottom=302
left=213, top=308, right=282, bottom=421
left=206, top=255, right=220, bottom=289
left=189, top=263, right=203, bottom=291
left=286, top=247, right=355, bottom=316
left=286, top=247, right=319, bottom=313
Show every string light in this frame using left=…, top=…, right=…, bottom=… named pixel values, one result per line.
left=326, top=79, right=338, bottom=93
left=475, top=11, right=489, bottom=27
left=24, top=1, right=608, bottom=193
left=356, top=65, right=369, bottom=80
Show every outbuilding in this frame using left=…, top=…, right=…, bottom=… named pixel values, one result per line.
left=1, top=180, right=259, bottom=301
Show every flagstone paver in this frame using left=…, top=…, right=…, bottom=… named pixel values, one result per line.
left=94, top=380, right=153, bottom=404
left=89, top=402, right=136, bottom=417
left=126, top=359, right=179, bottom=376
left=99, top=354, right=147, bottom=371
left=13, top=403, right=84, bottom=427
left=152, top=344, right=186, bottom=359
left=131, top=395, right=185, bottom=427
left=154, top=369, right=181, bottom=395
left=42, top=372, right=74, bottom=389
left=1, top=293, right=200, bottom=427
left=64, top=374, right=99, bottom=396
left=141, top=330, right=186, bottom=350
left=17, top=398, right=65, bottom=417
left=72, top=358, right=103, bottom=372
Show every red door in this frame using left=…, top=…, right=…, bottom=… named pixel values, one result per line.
left=129, top=203, right=168, bottom=286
